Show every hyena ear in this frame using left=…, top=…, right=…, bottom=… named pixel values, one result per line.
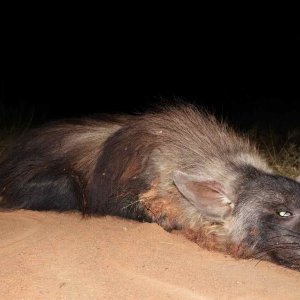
left=296, top=176, right=300, bottom=183
left=173, top=170, right=233, bottom=221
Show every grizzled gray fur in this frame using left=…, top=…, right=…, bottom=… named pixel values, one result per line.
left=1, top=103, right=300, bottom=271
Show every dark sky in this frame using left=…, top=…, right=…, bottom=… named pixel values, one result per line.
left=1, top=30, right=299, bottom=131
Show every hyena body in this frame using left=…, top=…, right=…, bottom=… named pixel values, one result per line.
left=1, top=104, right=300, bottom=270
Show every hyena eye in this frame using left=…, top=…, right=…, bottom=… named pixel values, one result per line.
left=277, top=211, right=293, bottom=217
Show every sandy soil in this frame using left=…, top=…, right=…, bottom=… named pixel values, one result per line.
left=1, top=211, right=300, bottom=299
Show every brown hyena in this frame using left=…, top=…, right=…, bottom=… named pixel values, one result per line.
left=1, top=103, right=300, bottom=271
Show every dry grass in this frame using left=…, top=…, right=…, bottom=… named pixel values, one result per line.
left=249, top=128, right=300, bottom=179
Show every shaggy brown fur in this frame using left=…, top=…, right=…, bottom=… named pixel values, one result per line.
left=1, top=104, right=300, bottom=271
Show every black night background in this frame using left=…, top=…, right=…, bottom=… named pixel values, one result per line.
left=1, top=29, right=299, bottom=139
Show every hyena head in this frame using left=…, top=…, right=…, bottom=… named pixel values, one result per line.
left=173, top=167, right=300, bottom=270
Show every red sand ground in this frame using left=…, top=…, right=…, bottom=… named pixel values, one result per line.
left=1, top=210, right=300, bottom=299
